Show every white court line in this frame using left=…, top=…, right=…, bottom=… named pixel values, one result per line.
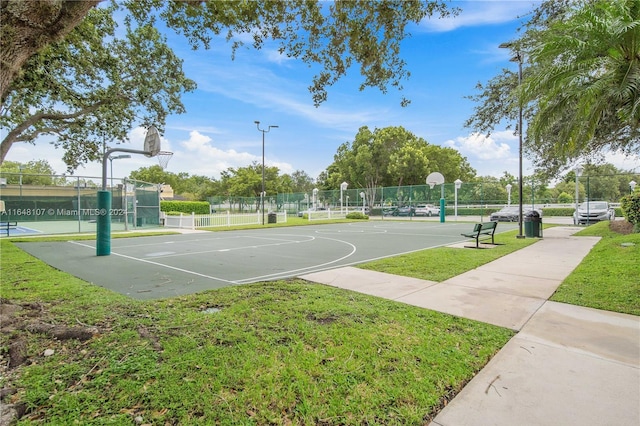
left=136, top=235, right=316, bottom=259
left=233, top=235, right=357, bottom=284
left=68, top=241, right=236, bottom=284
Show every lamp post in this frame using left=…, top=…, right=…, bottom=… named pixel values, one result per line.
left=506, top=183, right=512, bottom=206
left=254, top=121, right=278, bottom=225
left=499, top=42, right=525, bottom=238
left=454, top=179, right=462, bottom=221
left=18, top=164, right=24, bottom=198
left=630, top=180, right=637, bottom=193
left=345, top=195, right=349, bottom=213
left=340, top=182, right=348, bottom=214
left=108, top=155, right=131, bottom=190
left=573, top=164, right=582, bottom=225
left=313, top=188, right=318, bottom=210
left=360, top=191, right=366, bottom=214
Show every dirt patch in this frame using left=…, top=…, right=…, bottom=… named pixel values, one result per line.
left=1, top=299, right=100, bottom=424
left=610, top=220, right=634, bottom=235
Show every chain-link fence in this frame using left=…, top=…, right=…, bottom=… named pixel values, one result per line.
left=207, top=173, right=639, bottom=216
left=0, top=173, right=160, bottom=235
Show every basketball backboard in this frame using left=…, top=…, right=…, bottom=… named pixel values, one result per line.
left=144, top=126, right=161, bottom=157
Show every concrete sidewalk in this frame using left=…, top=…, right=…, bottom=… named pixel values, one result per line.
left=300, top=226, right=640, bottom=426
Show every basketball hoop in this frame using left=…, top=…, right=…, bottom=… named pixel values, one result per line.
left=157, top=151, right=173, bottom=170
left=426, top=172, right=445, bottom=189
left=144, top=126, right=161, bottom=157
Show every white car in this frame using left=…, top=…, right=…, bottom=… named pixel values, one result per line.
left=573, top=201, right=615, bottom=225
left=414, top=204, right=440, bottom=216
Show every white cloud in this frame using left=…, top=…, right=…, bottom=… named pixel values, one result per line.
left=419, top=0, right=540, bottom=33
left=174, top=130, right=293, bottom=178
left=445, top=131, right=513, bottom=160
left=265, top=49, right=293, bottom=65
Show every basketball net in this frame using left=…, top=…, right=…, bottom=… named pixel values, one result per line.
left=157, top=151, right=173, bottom=170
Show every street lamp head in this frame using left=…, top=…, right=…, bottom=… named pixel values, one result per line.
left=269, top=125, right=279, bottom=129
left=454, top=179, right=462, bottom=189
left=575, top=164, right=583, bottom=177
left=110, top=154, right=131, bottom=161
left=630, top=180, right=637, bottom=192
left=254, top=120, right=260, bottom=125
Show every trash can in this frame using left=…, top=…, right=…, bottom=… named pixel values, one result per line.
left=524, top=210, right=542, bottom=238
left=268, top=212, right=277, bottom=224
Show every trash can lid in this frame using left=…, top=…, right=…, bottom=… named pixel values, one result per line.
left=525, top=210, right=540, bottom=218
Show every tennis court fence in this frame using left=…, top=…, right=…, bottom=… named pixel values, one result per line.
left=161, top=211, right=288, bottom=230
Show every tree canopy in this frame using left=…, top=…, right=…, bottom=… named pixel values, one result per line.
left=1, top=0, right=456, bottom=170
left=1, top=5, right=195, bottom=170
left=319, top=125, right=476, bottom=206
left=465, top=0, right=640, bottom=177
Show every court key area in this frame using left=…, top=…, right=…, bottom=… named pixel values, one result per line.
left=16, top=221, right=517, bottom=300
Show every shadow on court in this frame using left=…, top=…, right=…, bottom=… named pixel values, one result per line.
left=16, top=221, right=517, bottom=300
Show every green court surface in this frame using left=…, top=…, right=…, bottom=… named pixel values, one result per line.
left=16, top=221, right=517, bottom=300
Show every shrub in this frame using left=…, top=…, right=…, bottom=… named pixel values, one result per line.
left=160, top=201, right=210, bottom=214
left=620, top=192, right=640, bottom=232
left=346, top=212, right=369, bottom=220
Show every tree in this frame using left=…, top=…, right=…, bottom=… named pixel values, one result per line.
left=466, top=0, right=640, bottom=177
left=323, top=126, right=476, bottom=206
left=288, top=170, right=315, bottom=193
left=0, top=159, right=55, bottom=185
left=1, top=5, right=195, bottom=170
left=1, top=1, right=456, bottom=168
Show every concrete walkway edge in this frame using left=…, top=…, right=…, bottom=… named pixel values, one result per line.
left=300, top=226, right=640, bottom=426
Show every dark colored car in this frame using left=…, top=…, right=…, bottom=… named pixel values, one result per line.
left=393, top=206, right=416, bottom=216
left=490, top=206, right=542, bottom=222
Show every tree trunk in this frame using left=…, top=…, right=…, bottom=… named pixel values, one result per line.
left=0, top=0, right=100, bottom=105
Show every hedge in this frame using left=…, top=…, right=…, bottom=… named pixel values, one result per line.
left=160, top=201, right=210, bottom=214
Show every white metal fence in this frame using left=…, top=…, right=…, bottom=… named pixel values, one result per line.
left=161, top=211, right=288, bottom=230
left=306, top=208, right=347, bottom=221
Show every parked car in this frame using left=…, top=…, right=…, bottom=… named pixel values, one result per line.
left=393, top=206, right=415, bottom=216
left=415, top=204, right=440, bottom=216
left=490, top=206, right=542, bottom=222
left=382, top=206, right=398, bottom=216
left=573, top=201, right=615, bottom=225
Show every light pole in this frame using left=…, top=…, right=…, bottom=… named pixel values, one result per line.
left=630, top=180, right=637, bottom=193
left=18, top=164, right=24, bottom=198
left=360, top=191, right=366, bottom=214
left=313, top=188, right=318, bottom=210
left=500, top=42, right=525, bottom=238
left=454, top=179, right=462, bottom=221
left=108, top=155, right=131, bottom=190
left=254, top=121, right=278, bottom=225
left=506, top=183, right=512, bottom=206
left=340, top=182, right=348, bottom=214
left=573, top=164, right=582, bottom=225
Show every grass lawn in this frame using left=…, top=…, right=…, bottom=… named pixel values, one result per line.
left=2, top=220, right=636, bottom=424
left=1, top=239, right=513, bottom=425
left=550, top=221, right=640, bottom=316
left=358, top=227, right=539, bottom=282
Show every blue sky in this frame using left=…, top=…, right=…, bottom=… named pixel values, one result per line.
left=7, top=0, right=639, bottom=182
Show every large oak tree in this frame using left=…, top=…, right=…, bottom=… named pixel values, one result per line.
left=1, top=0, right=456, bottom=169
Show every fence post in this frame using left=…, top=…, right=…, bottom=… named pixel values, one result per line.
left=191, top=212, right=195, bottom=230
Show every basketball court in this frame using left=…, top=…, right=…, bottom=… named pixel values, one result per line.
left=15, top=220, right=517, bottom=300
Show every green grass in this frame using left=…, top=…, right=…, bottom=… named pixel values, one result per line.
left=551, top=222, right=640, bottom=316
left=1, top=239, right=513, bottom=425
left=3, top=220, right=636, bottom=423
left=359, top=228, right=539, bottom=281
